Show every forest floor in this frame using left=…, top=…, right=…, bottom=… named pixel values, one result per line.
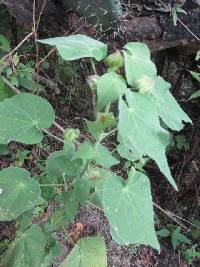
left=0, top=2, right=200, bottom=267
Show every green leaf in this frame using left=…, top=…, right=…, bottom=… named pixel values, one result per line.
left=0, top=144, right=9, bottom=155
left=38, top=34, right=107, bottom=61
left=189, top=90, right=200, bottom=100
left=172, top=9, right=178, bottom=26
left=157, top=229, right=171, bottom=238
left=0, top=75, right=15, bottom=103
left=95, top=144, right=119, bottom=168
left=89, top=169, right=112, bottom=209
left=73, top=179, right=91, bottom=205
left=58, top=191, right=78, bottom=220
left=103, top=170, right=160, bottom=250
left=3, top=225, right=46, bottom=267
left=60, top=236, right=107, bottom=267
left=123, top=42, right=157, bottom=87
left=175, top=135, right=190, bottom=150
left=171, top=227, right=191, bottom=251
left=46, top=149, right=82, bottom=180
left=97, top=72, right=127, bottom=110
left=118, top=91, right=177, bottom=190
left=189, top=71, right=200, bottom=83
left=190, top=219, right=200, bottom=240
left=49, top=208, right=68, bottom=231
left=117, top=142, right=141, bottom=162
left=50, top=191, right=78, bottom=231
left=0, top=93, right=55, bottom=144
left=176, top=7, right=187, bottom=14
left=195, top=50, right=200, bottom=61
left=86, top=112, right=116, bottom=140
left=151, top=76, right=192, bottom=131
left=0, top=167, right=41, bottom=221
left=73, top=141, right=119, bottom=168
left=41, top=241, right=61, bottom=267
left=0, top=34, right=11, bottom=52
left=73, top=141, right=96, bottom=162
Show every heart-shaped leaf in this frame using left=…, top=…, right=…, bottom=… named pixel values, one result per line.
left=2, top=225, right=46, bottom=267
left=46, top=149, right=82, bottom=180
left=60, top=236, right=107, bottom=267
left=38, top=34, right=107, bottom=61
left=0, top=167, right=41, bottom=221
left=0, top=93, right=55, bottom=144
left=103, top=170, right=160, bottom=250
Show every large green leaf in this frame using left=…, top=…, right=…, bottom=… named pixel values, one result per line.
left=38, top=34, right=107, bottom=61
left=60, top=236, right=107, bottom=267
left=0, top=167, right=41, bottom=221
left=151, top=76, right=192, bottom=131
left=0, top=75, right=15, bottom=103
left=123, top=42, right=157, bottom=87
left=0, top=93, right=55, bottom=144
left=97, top=72, right=127, bottom=110
left=103, top=170, right=159, bottom=250
left=2, top=225, right=46, bottom=267
left=118, top=91, right=177, bottom=190
left=46, top=149, right=82, bottom=180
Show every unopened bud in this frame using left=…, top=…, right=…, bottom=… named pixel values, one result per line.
left=104, top=50, right=124, bottom=71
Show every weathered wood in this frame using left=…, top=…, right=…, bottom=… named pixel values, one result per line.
left=2, top=0, right=200, bottom=51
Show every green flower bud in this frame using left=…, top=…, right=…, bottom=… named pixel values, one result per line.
left=104, top=50, right=124, bottom=71
left=137, top=76, right=155, bottom=94
left=64, top=128, right=80, bottom=144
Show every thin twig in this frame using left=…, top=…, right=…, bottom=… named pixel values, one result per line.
left=42, top=129, right=64, bottom=143
left=177, top=18, right=200, bottom=41
left=2, top=31, right=34, bottom=62
left=153, top=202, right=188, bottom=231
left=36, top=0, right=48, bottom=31
left=53, top=122, right=65, bottom=133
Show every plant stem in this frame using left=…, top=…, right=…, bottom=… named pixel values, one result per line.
left=91, top=58, right=97, bottom=75
left=53, top=122, right=65, bottom=133
left=42, top=129, right=64, bottom=143
left=105, top=103, right=110, bottom=113
left=40, top=183, right=66, bottom=187
left=2, top=77, right=20, bottom=93
left=2, top=31, right=34, bottom=62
